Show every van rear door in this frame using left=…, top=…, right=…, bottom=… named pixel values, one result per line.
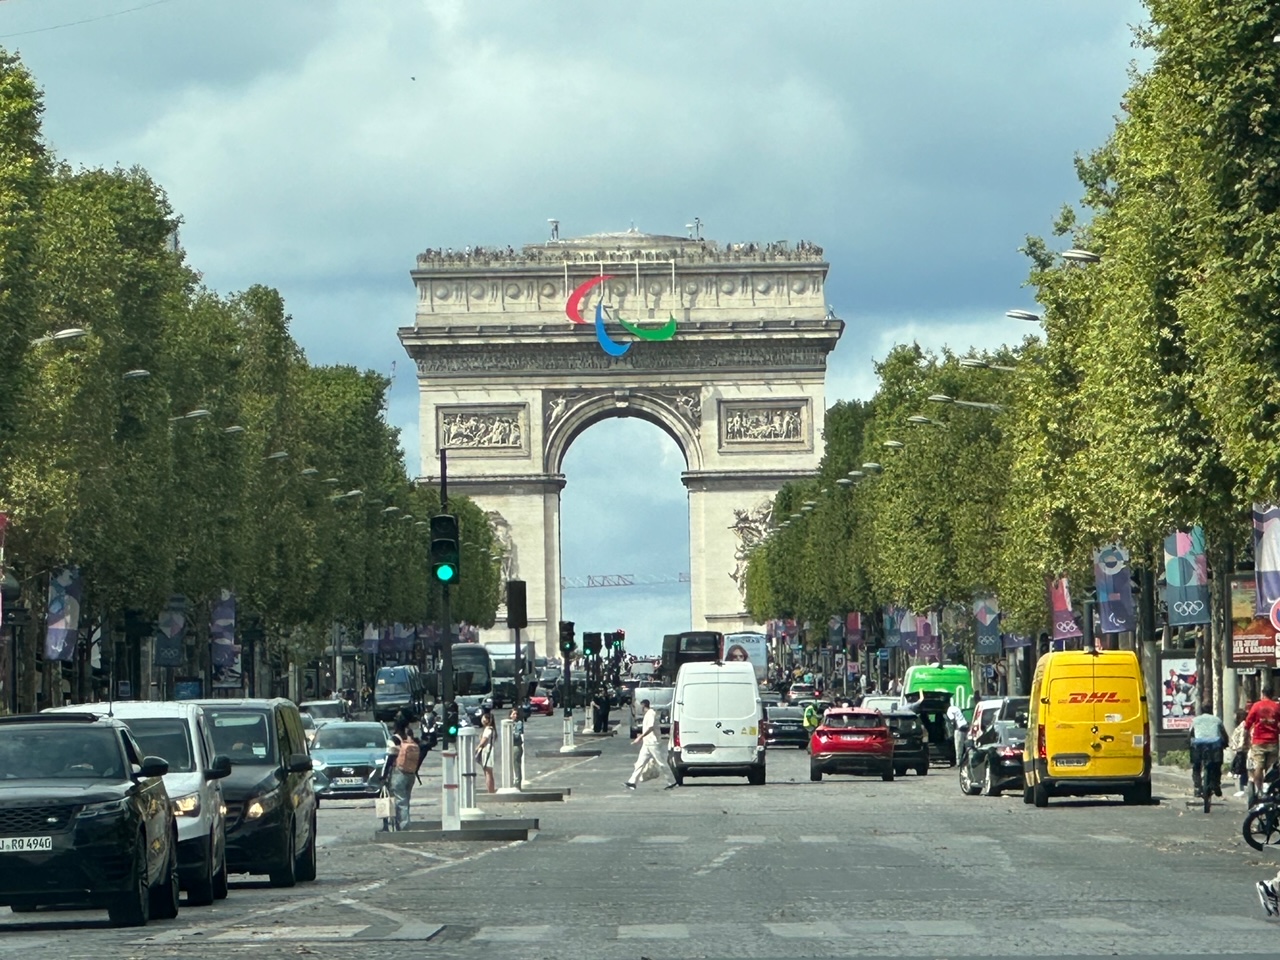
left=1046, top=665, right=1098, bottom=776
left=677, top=682, right=720, bottom=757
left=713, top=681, right=760, bottom=764
left=1089, top=668, right=1145, bottom=779
left=677, top=680, right=758, bottom=764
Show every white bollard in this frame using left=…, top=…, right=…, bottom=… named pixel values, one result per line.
left=440, top=748, right=460, bottom=832
left=497, top=718, right=519, bottom=794
left=560, top=712, right=577, bottom=752
left=457, top=726, right=482, bottom=820
left=581, top=701, right=596, bottom=736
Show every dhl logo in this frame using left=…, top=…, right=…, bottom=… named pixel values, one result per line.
left=1064, top=692, right=1127, bottom=704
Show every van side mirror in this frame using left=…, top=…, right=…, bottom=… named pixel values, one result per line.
left=205, top=755, right=232, bottom=780
left=287, top=753, right=313, bottom=774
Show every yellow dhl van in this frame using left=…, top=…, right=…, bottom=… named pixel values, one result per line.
left=1022, top=649, right=1151, bottom=807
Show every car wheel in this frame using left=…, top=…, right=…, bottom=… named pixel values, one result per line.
left=1022, top=785, right=1034, bottom=805
left=9, top=904, right=37, bottom=913
left=213, top=852, right=229, bottom=901
left=186, top=832, right=218, bottom=906
left=809, top=762, right=822, bottom=782
left=1122, top=781, right=1153, bottom=806
left=895, top=765, right=907, bottom=776
left=1033, top=780, right=1050, bottom=808
left=959, top=762, right=979, bottom=796
left=149, top=831, right=180, bottom=920
left=295, top=814, right=318, bottom=882
left=981, top=761, right=1000, bottom=797
left=747, top=765, right=766, bottom=786
left=916, top=762, right=928, bottom=777
left=269, top=819, right=298, bottom=888
left=108, top=835, right=151, bottom=928
left=881, top=767, right=895, bottom=782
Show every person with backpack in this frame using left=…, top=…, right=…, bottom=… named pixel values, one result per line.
left=382, top=715, right=421, bottom=830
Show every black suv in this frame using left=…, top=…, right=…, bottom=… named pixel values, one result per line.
left=884, top=709, right=929, bottom=777
left=372, top=665, right=426, bottom=722
left=194, top=699, right=317, bottom=888
left=0, top=713, right=179, bottom=927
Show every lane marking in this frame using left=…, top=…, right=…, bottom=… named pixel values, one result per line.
left=618, top=923, right=689, bottom=939
left=694, top=845, right=741, bottom=876
left=475, top=924, right=551, bottom=941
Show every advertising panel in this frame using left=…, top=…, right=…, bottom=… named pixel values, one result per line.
left=1228, top=576, right=1277, bottom=667
left=724, top=632, right=768, bottom=682
left=1158, top=654, right=1197, bottom=733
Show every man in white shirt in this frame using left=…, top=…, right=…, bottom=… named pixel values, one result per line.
left=625, top=699, right=677, bottom=790
left=946, top=697, right=970, bottom=765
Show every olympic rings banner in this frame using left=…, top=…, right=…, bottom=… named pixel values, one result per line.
left=1046, top=577, right=1082, bottom=642
left=1163, top=527, right=1211, bottom=628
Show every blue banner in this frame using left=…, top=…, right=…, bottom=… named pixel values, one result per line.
left=1255, top=504, right=1280, bottom=617
left=1165, top=527, right=1211, bottom=627
left=882, top=606, right=901, bottom=648
left=210, top=590, right=241, bottom=689
left=1093, top=544, right=1135, bottom=634
left=44, top=567, right=82, bottom=662
left=154, top=595, right=187, bottom=668
left=974, top=596, right=1002, bottom=656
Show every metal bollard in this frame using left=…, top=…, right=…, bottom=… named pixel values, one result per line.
left=561, top=712, right=577, bottom=752
left=457, top=725, right=482, bottom=819
left=498, top=718, right=519, bottom=793
left=440, top=748, right=460, bottom=832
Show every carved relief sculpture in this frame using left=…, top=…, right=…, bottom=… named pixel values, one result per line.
left=724, top=405, right=804, bottom=442
left=487, top=511, right=518, bottom=580
left=440, top=410, right=524, bottom=448
left=652, top=388, right=702, bottom=428
left=728, top=499, right=774, bottom=600
left=544, top=390, right=591, bottom=430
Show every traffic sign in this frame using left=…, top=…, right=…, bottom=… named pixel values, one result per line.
left=1270, top=597, right=1280, bottom=633
left=877, top=649, right=890, bottom=660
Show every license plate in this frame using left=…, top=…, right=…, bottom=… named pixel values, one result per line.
left=0, top=836, right=52, bottom=852
left=334, top=777, right=364, bottom=786
left=683, top=745, right=715, bottom=754
left=1054, top=756, right=1089, bottom=767
left=840, top=734, right=867, bottom=741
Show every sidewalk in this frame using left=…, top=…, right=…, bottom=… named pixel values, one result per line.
left=1151, top=762, right=1250, bottom=808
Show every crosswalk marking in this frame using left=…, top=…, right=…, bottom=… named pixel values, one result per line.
left=1044, top=917, right=1138, bottom=933
left=640, top=835, right=688, bottom=844
left=798, top=835, right=835, bottom=843
left=766, top=922, right=849, bottom=938
left=568, top=835, right=609, bottom=843
left=475, top=924, right=551, bottom=941
left=210, top=925, right=369, bottom=942
left=725, top=834, right=766, bottom=843
left=902, top=920, right=980, bottom=936
left=618, top=923, right=689, bottom=939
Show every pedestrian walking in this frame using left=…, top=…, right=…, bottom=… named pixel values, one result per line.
left=1245, top=687, right=1280, bottom=799
left=946, top=696, right=970, bottom=765
left=1229, top=707, right=1249, bottom=797
left=625, top=698, right=676, bottom=790
left=381, top=715, right=420, bottom=831
left=476, top=711, right=497, bottom=793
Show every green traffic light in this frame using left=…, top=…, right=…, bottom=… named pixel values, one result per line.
left=435, top=563, right=456, bottom=583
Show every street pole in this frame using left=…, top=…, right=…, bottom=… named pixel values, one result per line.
left=438, top=448, right=459, bottom=831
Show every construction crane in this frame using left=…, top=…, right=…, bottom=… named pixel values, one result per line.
left=561, top=573, right=691, bottom=589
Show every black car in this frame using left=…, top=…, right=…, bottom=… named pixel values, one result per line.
left=0, top=713, right=179, bottom=927
left=763, top=706, right=809, bottom=748
left=194, top=699, right=317, bottom=888
left=909, top=692, right=958, bottom=766
left=372, top=665, right=426, bottom=722
left=884, top=709, right=929, bottom=776
left=959, top=720, right=1027, bottom=797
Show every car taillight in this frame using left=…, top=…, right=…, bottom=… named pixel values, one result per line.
left=998, top=746, right=1020, bottom=758
left=1143, top=720, right=1150, bottom=765
left=1037, top=724, right=1046, bottom=761
left=672, top=721, right=680, bottom=748
left=758, top=724, right=766, bottom=748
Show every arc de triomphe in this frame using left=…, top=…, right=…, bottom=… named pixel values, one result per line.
left=398, top=229, right=842, bottom=656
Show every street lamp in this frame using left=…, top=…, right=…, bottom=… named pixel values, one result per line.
left=800, top=505, right=814, bottom=513
left=1062, top=248, right=1101, bottom=264
left=322, top=477, right=340, bottom=485
left=907, top=415, right=945, bottom=427
left=883, top=440, right=905, bottom=450
left=959, top=358, right=1017, bottom=372
left=30, top=327, right=88, bottom=346
left=263, top=450, right=289, bottom=461
left=222, top=425, right=245, bottom=435
left=861, top=462, right=882, bottom=474
left=122, top=369, right=151, bottom=380
left=927, top=394, right=1005, bottom=412
left=789, top=513, right=801, bottom=520
left=169, top=408, right=212, bottom=422
left=847, top=470, right=864, bottom=480
left=382, top=506, right=400, bottom=514
left=802, top=501, right=818, bottom=508
left=836, top=478, right=853, bottom=487
left=1005, top=309, right=1042, bottom=323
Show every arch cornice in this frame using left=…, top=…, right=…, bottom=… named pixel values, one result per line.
left=543, top=388, right=704, bottom=475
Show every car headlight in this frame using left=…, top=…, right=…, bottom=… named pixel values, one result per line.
left=78, top=798, right=128, bottom=820
left=312, top=758, right=326, bottom=770
left=172, top=793, right=201, bottom=817
left=245, top=789, right=281, bottom=820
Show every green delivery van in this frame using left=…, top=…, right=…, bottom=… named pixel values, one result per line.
left=900, top=664, right=976, bottom=721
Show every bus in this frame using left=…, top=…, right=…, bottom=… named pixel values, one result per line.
left=659, top=631, right=723, bottom=685
left=486, top=640, right=536, bottom=707
left=427, top=642, right=493, bottom=705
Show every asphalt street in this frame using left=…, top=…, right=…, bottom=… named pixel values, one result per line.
left=2, top=714, right=1278, bottom=960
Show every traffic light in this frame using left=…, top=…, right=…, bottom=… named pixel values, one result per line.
left=444, top=701, right=460, bottom=746
left=558, top=620, right=576, bottom=656
left=430, top=514, right=460, bottom=584
left=608, top=630, right=625, bottom=651
left=583, top=631, right=602, bottom=656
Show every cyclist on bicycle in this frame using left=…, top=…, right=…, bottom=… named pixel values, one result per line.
left=1188, top=704, right=1228, bottom=799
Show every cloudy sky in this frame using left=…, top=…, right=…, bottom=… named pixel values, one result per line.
left=6, top=0, right=1146, bottom=655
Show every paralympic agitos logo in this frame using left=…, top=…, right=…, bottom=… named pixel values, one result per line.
left=565, top=275, right=677, bottom=357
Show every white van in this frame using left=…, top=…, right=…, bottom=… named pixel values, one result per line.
left=668, top=661, right=765, bottom=785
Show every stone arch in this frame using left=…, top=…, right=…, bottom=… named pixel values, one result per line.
left=544, top=390, right=704, bottom=476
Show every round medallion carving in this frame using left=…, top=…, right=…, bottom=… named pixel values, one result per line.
left=610, top=281, right=628, bottom=297
left=791, top=279, right=807, bottom=294
left=469, top=283, right=486, bottom=299
left=684, top=281, right=699, bottom=294
left=720, top=279, right=736, bottom=294
left=504, top=283, right=521, bottom=299
left=755, top=279, right=773, bottom=294
left=648, top=281, right=664, bottom=296
left=434, top=285, right=450, bottom=300
left=540, top=282, right=557, bottom=298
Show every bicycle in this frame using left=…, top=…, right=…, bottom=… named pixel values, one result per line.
left=1190, top=741, right=1223, bottom=814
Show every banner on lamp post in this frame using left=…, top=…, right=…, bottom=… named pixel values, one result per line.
left=1255, top=503, right=1280, bottom=616
left=1164, top=527, right=1211, bottom=627
left=1093, top=544, right=1135, bottom=634
left=44, top=567, right=82, bottom=662
left=974, top=596, right=1002, bottom=656
left=882, top=606, right=901, bottom=648
left=1047, top=577, right=1082, bottom=642
left=916, top=611, right=941, bottom=661
left=845, top=612, right=863, bottom=650
left=210, top=590, right=241, bottom=689
left=154, top=595, right=187, bottom=668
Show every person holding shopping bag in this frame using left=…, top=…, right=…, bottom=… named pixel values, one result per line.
left=624, top=698, right=677, bottom=791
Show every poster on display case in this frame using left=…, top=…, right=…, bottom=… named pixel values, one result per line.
left=1159, top=653, right=1198, bottom=732
left=1227, top=576, right=1276, bottom=667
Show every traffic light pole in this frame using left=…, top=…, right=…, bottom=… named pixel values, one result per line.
left=438, top=449, right=460, bottom=831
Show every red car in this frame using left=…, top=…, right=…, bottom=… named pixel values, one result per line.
left=809, top=708, right=895, bottom=782
left=528, top=693, right=554, bottom=716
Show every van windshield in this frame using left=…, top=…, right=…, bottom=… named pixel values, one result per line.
left=377, top=683, right=409, bottom=696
